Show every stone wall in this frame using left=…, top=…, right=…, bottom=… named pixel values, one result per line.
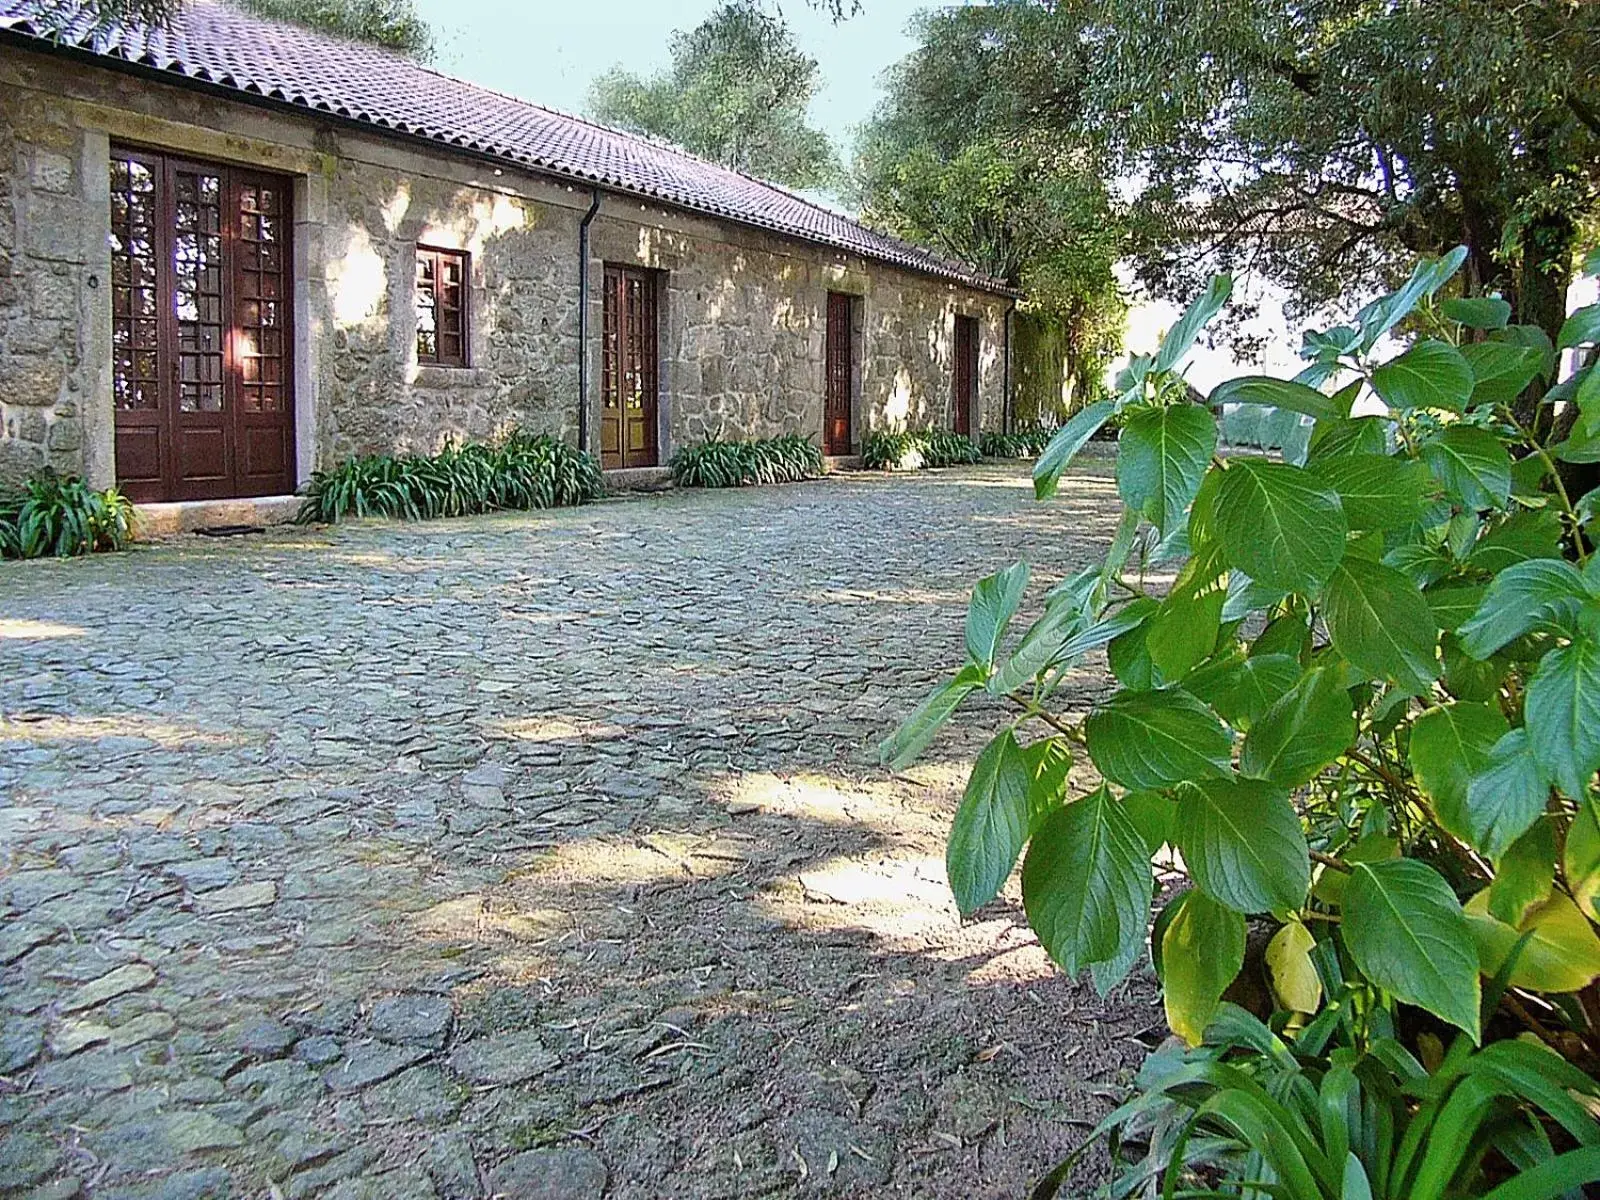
left=0, top=46, right=1012, bottom=494
left=314, top=160, right=580, bottom=462
left=0, top=77, right=102, bottom=481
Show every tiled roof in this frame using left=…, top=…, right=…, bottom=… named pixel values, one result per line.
left=0, top=0, right=1013, bottom=294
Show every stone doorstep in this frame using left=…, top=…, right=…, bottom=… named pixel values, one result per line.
left=822, top=454, right=865, bottom=471
left=600, top=466, right=674, bottom=492
left=132, top=495, right=301, bottom=540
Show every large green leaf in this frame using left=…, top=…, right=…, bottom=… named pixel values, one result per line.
left=1343, top=859, right=1481, bottom=1040
left=1085, top=687, right=1233, bottom=789
left=1457, top=558, right=1592, bottom=658
left=1020, top=736, right=1074, bottom=834
left=1116, top=404, right=1217, bottom=533
left=1371, top=340, right=1473, bottom=412
left=1307, top=416, right=1390, bottom=463
left=1466, top=508, right=1564, bottom=574
left=1034, top=400, right=1114, bottom=500
left=1462, top=341, right=1545, bottom=405
left=1421, top=426, right=1512, bottom=510
left=946, top=729, right=1032, bottom=915
left=1410, top=702, right=1510, bottom=853
left=1214, top=458, right=1347, bottom=594
left=1022, top=786, right=1151, bottom=975
left=1497, top=324, right=1560, bottom=386
left=986, top=594, right=1084, bottom=697
left=1464, top=729, right=1551, bottom=862
left=966, top=561, right=1029, bottom=672
left=1356, top=247, right=1467, bottom=351
left=1154, top=274, right=1232, bottom=373
left=1441, top=297, right=1511, bottom=330
left=1145, top=548, right=1227, bottom=680
left=1210, top=376, right=1341, bottom=421
left=1525, top=634, right=1600, bottom=800
left=1323, top=555, right=1439, bottom=692
left=1557, top=302, right=1600, bottom=351
left=1308, top=454, right=1435, bottom=531
left=879, top=663, right=985, bottom=770
left=990, top=597, right=1158, bottom=697
left=1187, top=653, right=1301, bottom=732
left=1159, top=890, right=1246, bottom=1045
left=1479, top=1149, right=1600, bottom=1200
left=1425, top=581, right=1488, bottom=633
left=1442, top=632, right=1508, bottom=703
left=1241, top=665, right=1356, bottom=787
left=1174, top=777, right=1310, bottom=914
left=1123, top=789, right=1177, bottom=851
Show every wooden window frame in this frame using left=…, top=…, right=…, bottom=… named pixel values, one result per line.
left=415, top=244, right=471, bottom=368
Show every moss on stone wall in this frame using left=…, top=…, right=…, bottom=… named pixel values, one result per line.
left=1012, top=310, right=1073, bottom=426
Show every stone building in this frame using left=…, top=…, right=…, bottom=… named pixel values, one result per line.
left=0, top=0, right=1016, bottom=519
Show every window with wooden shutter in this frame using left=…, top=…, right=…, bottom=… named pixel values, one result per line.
left=416, top=246, right=469, bottom=367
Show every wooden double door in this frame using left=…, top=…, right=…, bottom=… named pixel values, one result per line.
left=600, top=264, right=660, bottom=470
left=109, top=146, right=295, bottom=503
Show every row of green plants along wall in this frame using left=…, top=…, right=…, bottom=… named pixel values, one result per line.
left=979, top=425, right=1059, bottom=459
left=668, top=433, right=824, bottom=487
left=886, top=248, right=1600, bottom=1197
left=861, top=429, right=982, bottom=470
left=1, top=470, right=135, bottom=560
left=295, top=430, right=604, bottom=523
left=4, top=421, right=1061, bottom=558
left=862, top=423, right=1066, bottom=471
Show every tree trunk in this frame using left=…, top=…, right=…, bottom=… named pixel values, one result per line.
left=1512, top=212, right=1575, bottom=434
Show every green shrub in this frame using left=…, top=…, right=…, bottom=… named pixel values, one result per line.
left=0, top=470, right=135, bottom=559
left=296, top=430, right=603, bottom=524
left=883, top=250, right=1600, bottom=1195
left=669, top=434, right=823, bottom=487
left=980, top=423, right=1057, bottom=459
left=862, top=429, right=982, bottom=470
left=1040, top=999, right=1600, bottom=1199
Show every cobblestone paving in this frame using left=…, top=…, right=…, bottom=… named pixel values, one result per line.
left=0, top=460, right=1158, bottom=1200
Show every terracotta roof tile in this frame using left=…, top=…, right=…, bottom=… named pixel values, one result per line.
left=0, top=0, right=1013, bottom=293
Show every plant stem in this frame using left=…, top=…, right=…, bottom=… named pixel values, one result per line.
left=1003, top=695, right=1085, bottom=745
left=1502, top=404, right=1588, bottom=565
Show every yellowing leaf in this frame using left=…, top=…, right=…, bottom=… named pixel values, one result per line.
left=1160, top=891, right=1245, bottom=1045
left=1465, top=890, right=1600, bottom=993
left=1265, top=921, right=1322, bottom=1013
left=1566, top=802, right=1600, bottom=922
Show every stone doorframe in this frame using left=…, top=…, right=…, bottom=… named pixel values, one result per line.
left=72, top=127, right=323, bottom=498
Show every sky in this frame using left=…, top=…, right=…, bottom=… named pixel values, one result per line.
left=414, top=0, right=928, bottom=149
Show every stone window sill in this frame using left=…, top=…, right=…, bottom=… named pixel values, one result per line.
left=412, top=365, right=489, bottom=389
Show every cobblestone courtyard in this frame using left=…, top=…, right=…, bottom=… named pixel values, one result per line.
left=0, top=461, right=1158, bottom=1200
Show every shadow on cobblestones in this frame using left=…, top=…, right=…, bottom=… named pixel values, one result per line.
left=0, top=461, right=1158, bottom=1199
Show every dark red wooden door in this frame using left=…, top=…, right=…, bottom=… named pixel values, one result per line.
left=824, top=292, right=853, bottom=455
left=953, top=314, right=978, bottom=437
left=110, top=146, right=294, bottom=503
left=600, top=265, right=659, bottom=470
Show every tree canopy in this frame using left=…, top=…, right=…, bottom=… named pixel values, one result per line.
left=1032, top=0, right=1594, bottom=345
left=587, top=2, right=838, bottom=191
left=230, top=0, right=432, bottom=58
left=852, top=4, right=1126, bottom=414
left=51, top=0, right=432, bottom=57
